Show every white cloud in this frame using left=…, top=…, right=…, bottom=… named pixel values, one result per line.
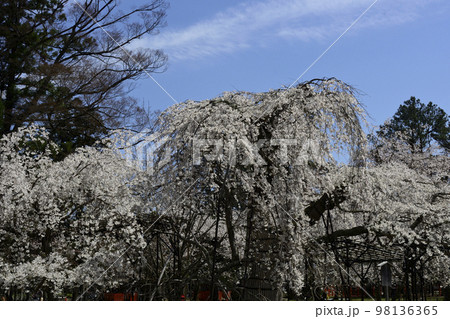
left=130, top=0, right=442, bottom=61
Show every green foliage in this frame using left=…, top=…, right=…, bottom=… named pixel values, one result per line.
left=379, top=96, right=449, bottom=152
left=0, top=0, right=167, bottom=156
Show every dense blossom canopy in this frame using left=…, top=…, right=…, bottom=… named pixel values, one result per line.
left=0, top=126, right=145, bottom=297
left=0, top=79, right=448, bottom=300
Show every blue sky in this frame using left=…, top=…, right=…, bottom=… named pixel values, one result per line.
left=128, top=0, right=450, bottom=128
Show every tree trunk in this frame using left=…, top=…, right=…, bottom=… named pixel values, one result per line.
left=241, top=221, right=282, bottom=300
